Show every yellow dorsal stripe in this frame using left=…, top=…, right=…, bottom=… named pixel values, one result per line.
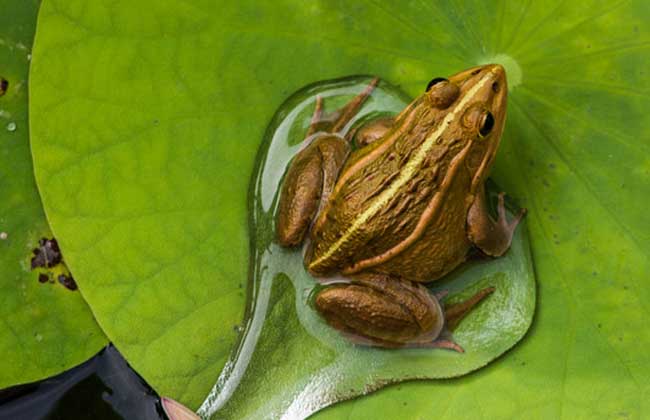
left=309, top=73, right=493, bottom=270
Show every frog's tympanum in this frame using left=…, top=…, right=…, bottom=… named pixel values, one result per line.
left=276, top=65, right=525, bottom=351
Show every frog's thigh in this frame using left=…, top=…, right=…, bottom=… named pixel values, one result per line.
left=466, top=184, right=526, bottom=257
left=350, top=116, right=394, bottom=148
left=277, top=136, right=349, bottom=247
left=317, top=136, right=350, bottom=205
left=315, top=274, right=442, bottom=347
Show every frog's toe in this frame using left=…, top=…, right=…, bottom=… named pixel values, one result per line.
left=467, top=187, right=526, bottom=257
left=497, top=192, right=527, bottom=230
left=426, top=337, right=465, bottom=353
left=444, top=286, right=495, bottom=331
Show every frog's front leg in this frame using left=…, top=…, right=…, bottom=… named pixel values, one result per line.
left=315, top=273, right=494, bottom=351
left=467, top=184, right=527, bottom=257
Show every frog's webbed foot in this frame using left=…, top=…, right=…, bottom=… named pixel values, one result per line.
left=305, top=95, right=324, bottom=138
left=467, top=185, right=526, bottom=257
left=443, top=286, right=495, bottom=331
left=307, top=78, right=379, bottom=137
left=415, top=287, right=495, bottom=353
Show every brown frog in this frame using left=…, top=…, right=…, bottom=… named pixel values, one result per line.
left=276, top=65, right=525, bottom=351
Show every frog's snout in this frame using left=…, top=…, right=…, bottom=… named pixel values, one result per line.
left=481, top=63, right=507, bottom=91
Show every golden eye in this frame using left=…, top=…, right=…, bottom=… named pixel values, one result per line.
left=479, top=111, right=495, bottom=137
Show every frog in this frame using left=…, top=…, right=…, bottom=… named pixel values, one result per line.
left=275, top=64, right=525, bottom=351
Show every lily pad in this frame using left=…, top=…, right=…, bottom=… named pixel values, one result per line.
left=0, top=0, right=106, bottom=389
left=29, top=0, right=650, bottom=417
left=197, top=77, right=535, bottom=420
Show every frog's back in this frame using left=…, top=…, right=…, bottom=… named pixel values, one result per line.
left=306, top=129, right=472, bottom=281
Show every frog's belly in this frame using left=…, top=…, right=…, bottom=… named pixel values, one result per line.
left=372, top=195, right=471, bottom=283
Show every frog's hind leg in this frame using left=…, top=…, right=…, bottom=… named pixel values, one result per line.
left=443, top=286, right=495, bottom=331
left=314, top=274, right=445, bottom=348
left=331, top=77, right=379, bottom=133
left=276, top=78, right=379, bottom=247
left=276, top=135, right=349, bottom=247
left=307, top=78, right=379, bottom=136
left=467, top=184, right=527, bottom=257
left=305, top=95, right=324, bottom=138
left=420, top=286, right=495, bottom=353
left=315, top=275, right=495, bottom=352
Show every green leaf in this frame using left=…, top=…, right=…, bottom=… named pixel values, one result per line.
left=0, top=0, right=106, bottom=388
left=29, top=0, right=650, bottom=417
left=197, top=77, right=535, bottom=419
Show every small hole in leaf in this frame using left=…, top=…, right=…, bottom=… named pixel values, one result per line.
left=0, top=78, right=8, bottom=96
left=58, top=274, right=78, bottom=291
left=30, top=238, right=62, bottom=269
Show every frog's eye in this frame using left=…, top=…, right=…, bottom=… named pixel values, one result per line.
left=479, top=111, right=495, bottom=137
left=425, top=77, right=448, bottom=92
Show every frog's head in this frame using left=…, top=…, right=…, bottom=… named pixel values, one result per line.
left=418, top=64, right=508, bottom=187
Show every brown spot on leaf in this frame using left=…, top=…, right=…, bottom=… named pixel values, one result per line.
left=30, top=238, right=62, bottom=269
left=57, top=274, right=78, bottom=291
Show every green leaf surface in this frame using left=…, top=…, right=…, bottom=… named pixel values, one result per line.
left=197, top=77, right=535, bottom=420
left=0, top=0, right=106, bottom=388
left=29, top=0, right=650, bottom=417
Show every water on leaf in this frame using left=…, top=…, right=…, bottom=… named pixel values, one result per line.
left=198, top=76, right=537, bottom=420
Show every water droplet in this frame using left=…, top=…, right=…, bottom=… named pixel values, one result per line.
left=6, top=122, right=16, bottom=132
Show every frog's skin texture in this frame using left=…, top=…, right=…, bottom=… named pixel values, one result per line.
left=276, top=65, right=525, bottom=350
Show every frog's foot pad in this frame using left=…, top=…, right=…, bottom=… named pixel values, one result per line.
left=496, top=192, right=527, bottom=241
